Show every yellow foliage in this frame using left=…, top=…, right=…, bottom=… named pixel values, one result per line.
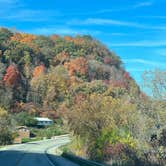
left=0, top=107, right=8, bottom=117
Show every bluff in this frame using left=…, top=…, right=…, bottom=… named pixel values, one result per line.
left=0, top=27, right=140, bottom=115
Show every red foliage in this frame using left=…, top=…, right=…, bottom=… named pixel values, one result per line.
left=104, top=143, right=126, bottom=158
left=33, top=65, right=45, bottom=77
left=103, top=79, right=110, bottom=85
left=139, top=92, right=147, bottom=99
left=123, top=72, right=130, bottom=80
left=3, top=64, right=20, bottom=87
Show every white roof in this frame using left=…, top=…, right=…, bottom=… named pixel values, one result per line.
left=34, top=117, right=53, bottom=122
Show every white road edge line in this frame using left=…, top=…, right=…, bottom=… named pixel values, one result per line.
left=45, top=154, right=55, bottom=166
left=44, top=138, right=71, bottom=166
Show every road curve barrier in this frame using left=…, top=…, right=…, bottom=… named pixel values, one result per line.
left=62, top=152, right=106, bottom=166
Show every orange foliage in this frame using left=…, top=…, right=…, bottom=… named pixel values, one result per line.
left=63, top=36, right=85, bottom=45
left=3, top=64, right=20, bottom=87
left=64, top=36, right=73, bottom=42
left=11, top=33, right=36, bottom=43
left=64, top=57, right=88, bottom=76
left=73, top=38, right=85, bottom=45
left=33, top=65, right=45, bottom=77
left=50, top=34, right=60, bottom=41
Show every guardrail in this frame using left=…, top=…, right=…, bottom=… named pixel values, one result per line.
left=62, top=152, right=106, bottom=166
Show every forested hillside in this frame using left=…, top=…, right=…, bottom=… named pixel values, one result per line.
left=0, top=27, right=139, bottom=113
left=0, top=27, right=165, bottom=166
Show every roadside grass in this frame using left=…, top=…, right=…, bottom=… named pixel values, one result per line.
left=21, top=137, right=42, bottom=143
left=0, top=145, right=4, bottom=149
left=59, top=136, right=86, bottom=157
left=60, top=144, right=72, bottom=153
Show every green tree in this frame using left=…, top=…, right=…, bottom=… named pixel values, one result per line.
left=0, top=28, right=13, bottom=43
left=0, top=107, right=14, bottom=145
left=14, top=112, right=37, bottom=127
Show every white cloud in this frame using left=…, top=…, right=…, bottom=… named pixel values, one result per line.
left=123, top=59, right=165, bottom=67
left=108, top=40, right=166, bottom=47
left=133, top=1, right=153, bottom=8
left=155, top=49, right=166, bottom=56
left=110, top=33, right=128, bottom=36
left=68, top=18, right=166, bottom=30
left=1, top=9, right=61, bottom=22
left=57, top=1, right=153, bottom=17
left=25, top=27, right=101, bottom=36
left=97, top=1, right=153, bottom=14
left=4, top=10, right=44, bottom=21
left=138, top=16, right=166, bottom=19
left=68, top=18, right=147, bottom=28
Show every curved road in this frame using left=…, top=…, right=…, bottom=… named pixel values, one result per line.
left=0, top=135, right=79, bottom=166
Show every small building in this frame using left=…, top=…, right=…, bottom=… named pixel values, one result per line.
left=13, top=126, right=30, bottom=144
left=34, top=117, right=53, bottom=126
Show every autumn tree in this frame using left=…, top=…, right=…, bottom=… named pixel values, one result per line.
left=3, top=64, right=20, bottom=87
left=32, top=64, right=45, bottom=78
left=64, top=57, right=88, bottom=77
left=30, top=66, right=69, bottom=109
left=50, top=34, right=60, bottom=41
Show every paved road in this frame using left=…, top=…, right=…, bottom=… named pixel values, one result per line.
left=0, top=135, right=79, bottom=166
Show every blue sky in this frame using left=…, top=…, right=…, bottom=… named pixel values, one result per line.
left=0, top=0, right=166, bottom=88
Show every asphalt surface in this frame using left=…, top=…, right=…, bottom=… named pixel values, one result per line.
left=0, top=135, right=79, bottom=166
